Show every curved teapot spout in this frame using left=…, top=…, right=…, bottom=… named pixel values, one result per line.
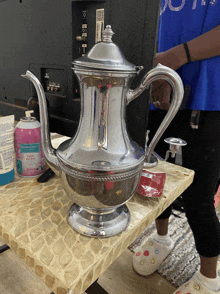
left=21, top=70, right=59, bottom=175
left=126, top=64, right=184, bottom=166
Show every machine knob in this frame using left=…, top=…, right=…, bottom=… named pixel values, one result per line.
left=76, top=35, right=87, bottom=42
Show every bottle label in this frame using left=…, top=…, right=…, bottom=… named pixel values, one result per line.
left=14, top=127, right=47, bottom=177
left=20, top=143, right=40, bottom=153
left=0, top=116, right=14, bottom=175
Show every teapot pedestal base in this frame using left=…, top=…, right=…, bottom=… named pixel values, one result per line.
left=68, top=203, right=130, bottom=238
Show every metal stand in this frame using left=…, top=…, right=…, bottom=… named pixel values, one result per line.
left=68, top=204, right=130, bottom=238
left=164, top=137, right=187, bottom=166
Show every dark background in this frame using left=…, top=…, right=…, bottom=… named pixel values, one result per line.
left=0, top=0, right=161, bottom=148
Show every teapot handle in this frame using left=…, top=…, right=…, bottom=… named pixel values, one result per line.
left=126, top=63, right=184, bottom=163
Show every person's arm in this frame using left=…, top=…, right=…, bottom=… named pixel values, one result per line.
left=152, top=24, right=220, bottom=110
left=157, top=24, right=220, bottom=70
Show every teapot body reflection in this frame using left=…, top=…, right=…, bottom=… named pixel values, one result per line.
left=22, top=25, right=184, bottom=237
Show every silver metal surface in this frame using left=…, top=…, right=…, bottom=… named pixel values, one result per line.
left=59, top=163, right=143, bottom=208
left=21, top=24, right=184, bottom=237
left=72, top=25, right=138, bottom=72
left=21, top=71, right=59, bottom=175
left=68, top=204, right=130, bottom=237
left=175, top=148, right=183, bottom=166
left=20, top=117, right=37, bottom=122
left=102, top=24, right=114, bottom=42
left=126, top=64, right=184, bottom=163
left=143, top=152, right=159, bottom=168
left=56, top=71, right=145, bottom=173
left=164, top=137, right=187, bottom=147
left=164, top=137, right=187, bottom=165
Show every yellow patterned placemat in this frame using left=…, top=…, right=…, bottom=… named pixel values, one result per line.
left=0, top=161, right=194, bottom=294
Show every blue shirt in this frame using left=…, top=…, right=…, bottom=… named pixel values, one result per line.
left=151, top=0, right=220, bottom=111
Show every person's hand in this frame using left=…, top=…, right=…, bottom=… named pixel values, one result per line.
left=151, top=79, right=172, bottom=110
left=151, top=50, right=182, bottom=110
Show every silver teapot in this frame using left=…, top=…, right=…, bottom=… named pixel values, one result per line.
left=22, top=25, right=184, bottom=237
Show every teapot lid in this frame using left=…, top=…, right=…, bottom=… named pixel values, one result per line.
left=72, top=25, right=137, bottom=73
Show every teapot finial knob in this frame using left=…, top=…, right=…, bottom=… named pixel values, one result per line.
left=102, top=25, right=115, bottom=43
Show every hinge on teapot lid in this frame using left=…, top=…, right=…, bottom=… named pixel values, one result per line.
left=102, top=25, right=115, bottom=43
